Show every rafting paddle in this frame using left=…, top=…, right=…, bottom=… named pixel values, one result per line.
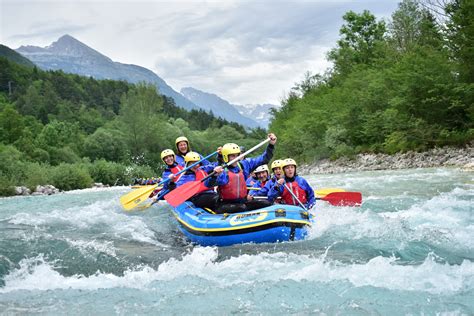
left=281, top=183, right=361, bottom=209
left=120, top=151, right=218, bottom=211
left=165, top=138, right=271, bottom=207
left=318, top=191, right=362, bottom=206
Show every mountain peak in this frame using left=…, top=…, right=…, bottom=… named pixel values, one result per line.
left=15, top=35, right=200, bottom=112
left=44, top=34, right=107, bottom=59
left=50, top=34, right=82, bottom=47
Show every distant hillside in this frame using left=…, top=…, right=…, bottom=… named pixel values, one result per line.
left=180, top=87, right=261, bottom=128
left=0, top=44, right=35, bottom=67
left=15, top=35, right=199, bottom=111
left=233, top=103, right=278, bottom=128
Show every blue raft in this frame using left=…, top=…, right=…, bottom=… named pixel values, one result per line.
left=169, top=202, right=313, bottom=247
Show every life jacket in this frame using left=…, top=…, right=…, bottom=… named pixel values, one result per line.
left=219, top=165, right=247, bottom=200
left=168, top=164, right=185, bottom=182
left=259, top=180, right=268, bottom=188
left=194, top=169, right=207, bottom=181
left=281, top=179, right=307, bottom=206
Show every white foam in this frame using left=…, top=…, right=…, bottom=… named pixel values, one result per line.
left=63, top=186, right=129, bottom=195
left=8, top=199, right=166, bottom=247
left=2, top=248, right=473, bottom=295
left=307, top=186, right=474, bottom=250
left=64, top=238, right=117, bottom=257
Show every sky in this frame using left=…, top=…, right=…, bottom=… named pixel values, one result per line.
left=0, top=0, right=400, bottom=106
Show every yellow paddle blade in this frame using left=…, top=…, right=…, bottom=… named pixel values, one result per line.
left=120, top=184, right=158, bottom=211
left=247, top=187, right=261, bottom=191
left=315, top=187, right=345, bottom=198
left=131, top=185, right=163, bottom=190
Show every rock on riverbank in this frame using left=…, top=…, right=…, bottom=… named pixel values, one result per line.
left=299, top=145, right=474, bottom=174
left=12, top=183, right=108, bottom=196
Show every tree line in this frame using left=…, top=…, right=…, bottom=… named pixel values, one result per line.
left=270, top=0, right=473, bottom=161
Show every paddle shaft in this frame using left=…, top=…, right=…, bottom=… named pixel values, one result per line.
left=120, top=151, right=217, bottom=210
left=198, top=138, right=271, bottom=184
left=143, top=150, right=217, bottom=205
left=283, top=183, right=308, bottom=211
left=160, top=150, right=218, bottom=186
left=164, top=138, right=271, bottom=207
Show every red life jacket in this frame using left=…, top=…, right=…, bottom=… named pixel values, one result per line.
left=170, top=165, right=184, bottom=174
left=219, top=167, right=247, bottom=200
left=194, top=169, right=207, bottom=181
left=281, top=180, right=307, bottom=206
left=259, top=180, right=267, bottom=188
left=170, top=164, right=184, bottom=182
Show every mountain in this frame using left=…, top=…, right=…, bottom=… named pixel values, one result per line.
left=15, top=35, right=199, bottom=111
left=0, top=44, right=35, bottom=67
left=180, top=87, right=262, bottom=128
left=233, top=103, right=278, bottom=128
left=181, top=87, right=277, bottom=128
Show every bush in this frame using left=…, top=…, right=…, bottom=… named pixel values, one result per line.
left=49, top=163, right=93, bottom=190
left=87, top=159, right=128, bottom=186
left=23, top=162, right=51, bottom=190
left=383, top=131, right=411, bottom=154
left=48, top=146, right=81, bottom=165
left=0, top=144, right=27, bottom=182
left=0, top=175, right=15, bottom=196
left=30, top=148, right=50, bottom=163
left=124, top=164, right=156, bottom=183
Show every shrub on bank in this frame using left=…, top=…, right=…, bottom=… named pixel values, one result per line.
left=49, top=163, right=93, bottom=191
left=87, top=159, right=128, bottom=186
left=0, top=143, right=159, bottom=195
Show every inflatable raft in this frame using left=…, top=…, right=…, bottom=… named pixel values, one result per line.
left=170, top=202, right=313, bottom=246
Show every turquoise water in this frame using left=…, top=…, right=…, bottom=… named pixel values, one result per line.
left=0, top=168, right=472, bottom=314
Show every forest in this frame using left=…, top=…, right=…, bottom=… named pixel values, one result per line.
left=270, top=0, right=473, bottom=161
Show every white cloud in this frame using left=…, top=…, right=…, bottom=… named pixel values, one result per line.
left=0, top=0, right=399, bottom=105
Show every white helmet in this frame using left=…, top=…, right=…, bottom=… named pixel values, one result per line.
left=254, top=164, right=269, bottom=174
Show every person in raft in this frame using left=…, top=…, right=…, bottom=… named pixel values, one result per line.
left=246, top=171, right=258, bottom=187
left=248, top=160, right=284, bottom=199
left=205, top=133, right=277, bottom=213
left=247, top=164, right=270, bottom=198
left=167, top=151, right=218, bottom=209
left=268, top=158, right=315, bottom=209
left=155, top=149, right=185, bottom=199
left=174, top=136, right=209, bottom=167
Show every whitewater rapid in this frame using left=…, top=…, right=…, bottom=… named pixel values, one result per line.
left=0, top=168, right=472, bottom=314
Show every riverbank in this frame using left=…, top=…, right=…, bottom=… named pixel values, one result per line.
left=299, top=144, right=474, bottom=175
left=6, top=145, right=473, bottom=197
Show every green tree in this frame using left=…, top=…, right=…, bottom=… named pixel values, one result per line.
left=0, top=104, right=24, bottom=144
left=328, top=10, right=386, bottom=75
left=83, top=128, right=128, bottom=162
left=446, top=0, right=474, bottom=83
left=119, top=83, right=168, bottom=164
left=389, top=0, right=443, bottom=52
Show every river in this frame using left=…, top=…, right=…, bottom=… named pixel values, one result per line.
left=0, top=167, right=472, bottom=314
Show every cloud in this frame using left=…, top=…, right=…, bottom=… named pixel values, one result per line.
left=1, top=0, right=399, bottom=105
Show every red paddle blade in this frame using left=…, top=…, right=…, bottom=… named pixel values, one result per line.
left=164, top=181, right=209, bottom=207
left=321, top=192, right=362, bottom=206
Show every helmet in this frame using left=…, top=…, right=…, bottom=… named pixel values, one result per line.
left=160, top=149, right=175, bottom=162
left=270, top=159, right=284, bottom=171
left=254, top=164, right=269, bottom=174
left=221, top=143, right=241, bottom=163
left=282, top=158, right=297, bottom=169
left=175, top=136, right=189, bottom=146
left=184, top=151, right=201, bottom=164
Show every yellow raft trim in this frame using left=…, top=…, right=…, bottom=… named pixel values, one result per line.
left=172, top=212, right=312, bottom=233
